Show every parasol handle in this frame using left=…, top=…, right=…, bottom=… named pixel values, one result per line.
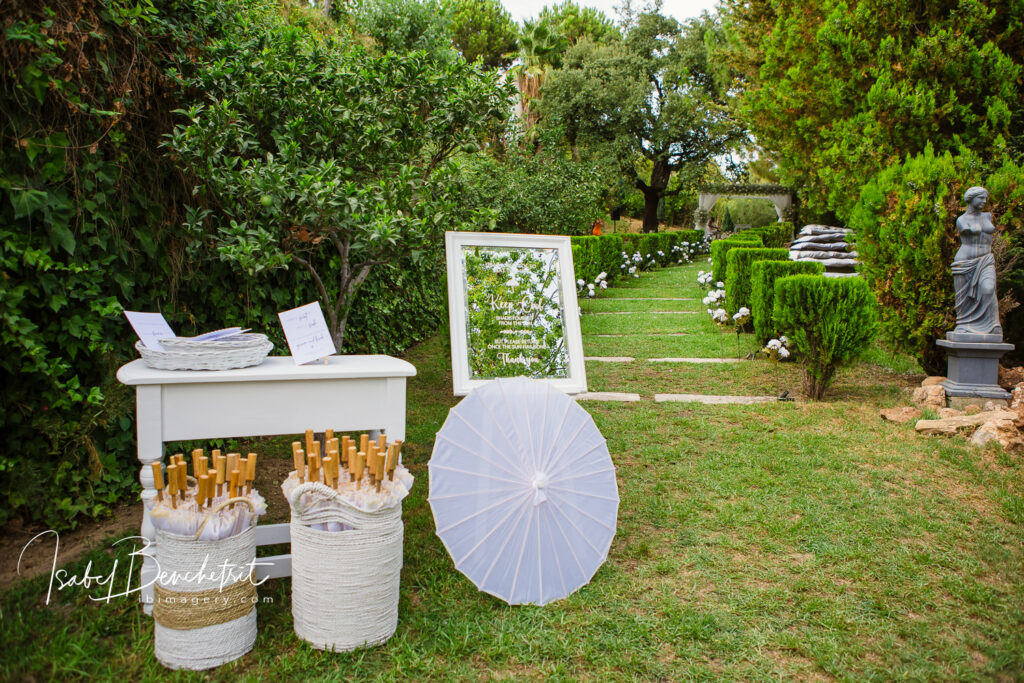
left=193, top=496, right=256, bottom=540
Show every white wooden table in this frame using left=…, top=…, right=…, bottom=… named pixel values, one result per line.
left=116, top=355, right=417, bottom=612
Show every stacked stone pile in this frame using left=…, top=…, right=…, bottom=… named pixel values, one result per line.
left=788, top=225, right=860, bottom=278
left=879, top=372, right=1024, bottom=450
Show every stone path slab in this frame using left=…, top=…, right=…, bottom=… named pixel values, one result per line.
left=600, top=297, right=694, bottom=301
left=589, top=311, right=697, bottom=316
left=654, top=393, right=777, bottom=405
left=591, top=333, right=688, bottom=337
left=574, top=392, right=642, bottom=402
left=648, top=357, right=741, bottom=364
left=585, top=356, right=635, bottom=362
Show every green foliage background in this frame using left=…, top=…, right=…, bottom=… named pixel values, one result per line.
left=724, top=247, right=789, bottom=315
left=710, top=233, right=762, bottom=283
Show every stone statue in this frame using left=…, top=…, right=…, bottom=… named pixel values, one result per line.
left=951, top=186, right=1001, bottom=340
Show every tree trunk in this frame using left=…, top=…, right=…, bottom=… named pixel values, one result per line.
left=640, top=159, right=672, bottom=233
left=641, top=189, right=660, bottom=233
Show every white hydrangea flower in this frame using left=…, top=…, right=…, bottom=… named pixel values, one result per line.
left=779, top=335, right=789, bottom=346
left=767, top=339, right=782, bottom=350
left=577, top=279, right=585, bottom=287
left=738, top=306, right=750, bottom=317
left=779, top=346, right=790, bottom=358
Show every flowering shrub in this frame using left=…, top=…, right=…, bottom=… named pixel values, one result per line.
left=697, top=270, right=713, bottom=288
left=702, top=289, right=726, bottom=307
left=709, top=307, right=730, bottom=326
left=732, top=306, right=751, bottom=326
left=578, top=271, right=609, bottom=297
left=761, top=336, right=791, bottom=361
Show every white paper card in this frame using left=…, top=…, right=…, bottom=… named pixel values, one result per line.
left=124, top=311, right=176, bottom=351
left=278, top=302, right=336, bottom=365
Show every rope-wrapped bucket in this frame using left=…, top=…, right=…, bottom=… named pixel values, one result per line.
left=290, top=482, right=404, bottom=651
left=153, top=499, right=258, bottom=670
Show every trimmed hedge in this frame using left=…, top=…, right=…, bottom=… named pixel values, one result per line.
left=773, top=275, right=879, bottom=399
left=571, top=230, right=709, bottom=283
left=724, top=248, right=790, bottom=315
left=571, top=234, right=624, bottom=284
left=710, top=233, right=764, bottom=283
left=746, top=222, right=794, bottom=248
left=750, top=260, right=825, bottom=343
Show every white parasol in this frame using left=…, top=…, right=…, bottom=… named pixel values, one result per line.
left=428, top=376, right=618, bottom=606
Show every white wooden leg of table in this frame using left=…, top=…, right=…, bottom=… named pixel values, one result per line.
left=136, top=385, right=164, bottom=613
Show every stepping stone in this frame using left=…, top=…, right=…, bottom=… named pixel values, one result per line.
left=654, top=393, right=777, bottom=405
left=648, top=357, right=741, bottom=364
left=585, top=356, right=635, bottom=362
left=574, top=392, right=642, bottom=402
left=588, top=311, right=697, bottom=316
left=601, top=297, right=694, bottom=301
left=589, top=333, right=689, bottom=337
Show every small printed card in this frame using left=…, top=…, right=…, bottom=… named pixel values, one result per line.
left=124, top=311, right=176, bottom=351
left=278, top=302, right=336, bottom=365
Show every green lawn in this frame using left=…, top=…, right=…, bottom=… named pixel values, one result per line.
left=2, top=263, right=1022, bottom=681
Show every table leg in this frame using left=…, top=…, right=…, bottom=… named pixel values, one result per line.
left=383, top=378, right=408, bottom=465
left=136, top=385, right=163, bottom=614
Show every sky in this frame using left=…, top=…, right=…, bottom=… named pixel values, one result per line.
left=501, top=0, right=720, bottom=24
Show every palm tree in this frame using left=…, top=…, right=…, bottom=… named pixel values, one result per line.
left=508, top=19, right=566, bottom=133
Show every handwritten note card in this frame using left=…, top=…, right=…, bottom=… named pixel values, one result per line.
left=124, top=311, right=176, bottom=351
left=278, top=302, right=336, bottom=365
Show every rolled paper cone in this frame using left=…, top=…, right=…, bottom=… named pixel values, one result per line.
left=305, top=429, right=314, bottom=458
left=246, top=453, right=257, bottom=493
left=151, top=462, right=164, bottom=501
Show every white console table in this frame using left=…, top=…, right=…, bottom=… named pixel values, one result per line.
left=116, top=355, right=417, bottom=612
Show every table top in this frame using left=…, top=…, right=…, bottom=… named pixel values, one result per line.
left=117, top=355, right=417, bottom=386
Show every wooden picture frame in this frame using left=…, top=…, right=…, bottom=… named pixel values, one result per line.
left=445, top=231, right=587, bottom=396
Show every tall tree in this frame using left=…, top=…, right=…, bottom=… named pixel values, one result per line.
left=722, top=0, right=1024, bottom=219
left=444, top=0, right=518, bottom=68
left=538, top=1, right=621, bottom=45
left=544, top=12, right=742, bottom=231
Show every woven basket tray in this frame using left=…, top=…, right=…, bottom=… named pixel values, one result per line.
left=136, top=334, right=274, bottom=371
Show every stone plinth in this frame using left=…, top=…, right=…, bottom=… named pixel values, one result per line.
left=937, top=337, right=1014, bottom=400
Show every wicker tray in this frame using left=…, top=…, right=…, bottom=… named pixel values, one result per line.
left=136, top=334, right=274, bottom=371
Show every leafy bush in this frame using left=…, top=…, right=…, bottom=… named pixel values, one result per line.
left=724, top=248, right=789, bottom=315
left=460, top=144, right=605, bottom=236
left=751, top=260, right=825, bottom=343
left=850, top=145, right=1024, bottom=373
left=710, top=233, right=763, bottom=282
left=773, top=275, right=879, bottom=399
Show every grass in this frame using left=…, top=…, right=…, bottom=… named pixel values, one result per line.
left=2, top=263, right=1022, bottom=681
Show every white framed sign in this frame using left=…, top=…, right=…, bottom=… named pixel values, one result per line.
left=445, top=231, right=587, bottom=396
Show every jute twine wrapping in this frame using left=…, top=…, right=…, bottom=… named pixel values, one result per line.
left=290, top=482, right=404, bottom=651
left=153, top=526, right=258, bottom=670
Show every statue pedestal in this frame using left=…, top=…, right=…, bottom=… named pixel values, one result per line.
left=936, top=337, right=1013, bottom=400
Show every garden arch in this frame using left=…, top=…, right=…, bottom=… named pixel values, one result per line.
left=694, top=184, right=794, bottom=235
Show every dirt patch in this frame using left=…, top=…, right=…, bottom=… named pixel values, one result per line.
left=0, top=502, right=141, bottom=589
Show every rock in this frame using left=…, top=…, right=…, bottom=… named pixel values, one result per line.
left=964, top=404, right=982, bottom=415
left=915, top=410, right=1017, bottom=436
left=983, top=400, right=1000, bottom=412
left=880, top=407, right=922, bottom=423
left=921, top=376, right=947, bottom=387
left=912, top=385, right=946, bottom=411
left=969, top=419, right=1022, bottom=450
left=938, top=407, right=964, bottom=419
left=998, top=365, right=1024, bottom=389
